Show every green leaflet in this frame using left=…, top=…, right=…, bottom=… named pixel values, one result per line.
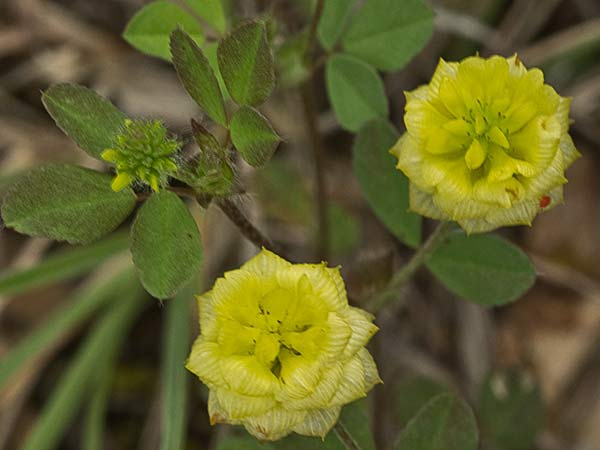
left=426, top=233, right=536, bottom=306
left=326, top=54, right=388, bottom=132
left=353, top=119, right=421, bottom=247
left=131, top=190, right=203, bottom=299
left=230, top=106, right=281, bottom=167
left=218, top=21, right=275, bottom=106
left=395, top=393, right=478, bottom=450
left=1, top=165, right=136, bottom=244
left=342, top=0, right=434, bottom=72
left=123, top=0, right=205, bottom=61
left=171, top=28, right=227, bottom=126
left=42, top=84, right=127, bottom=160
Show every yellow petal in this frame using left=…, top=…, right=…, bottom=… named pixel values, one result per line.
left=474, top=115, right=486, bottom=135
left=292, top=406, right=341, bottom=438
left=197, top=293, right=217, bottom=340
left=281, top=362, right=344, bottom=409
left=425, top=129, right=468, bottom=155
left=559, top=133, right=581, bottom=167
left=404, top=99, right=450, bottom=145
left=243, top=407, right=306, bottom=441
left=215, top=388, right=276, bottom=419
left=359, top=348, right=383, bottom=389
left=278, top=265, right=346, bottom=313
left=148, top=175, right=160, bottom=192
left=438, top=77, right=467, bottom=118
left=101, top=149, right=119, bottom=163
left=393, top=134, right=432, bottom=189
left=241, top=248, right=292, bottom=277
left=185, top=339, right=224, bottom=388
left=279, top=349, right=325, bottom=399
left=281, top=325, right=328, bottom=360
left=323, top=312, right=352, bottom=357
left=504, top=101, right=537, bottom=133
left=329, top=354, right=366, bottom=406
left=520, top=145, right=567, bottom=198
left=208, top=390, right=241, bottom=425
left=110, top=172, right=133, bottom=191
left=429, top=58, right=459, bottom=94
left=220, top=355, right=280, bottom=396
left=217, top=319, right=261, bottom=356
left=342, top=307, right=378, bottom=358
left=488, top=126, right=509, bottom=148
left=464, top=139, right=487, bottom=170
left=211, top=270, right=263, bottom=325
left=434, top=194, right=492, bottom=220
left=443, top=119, right=471, bottom=137
left=427, top=157, right=472, bottom=200
left=408, top=185, right=448, bottom=220
left=484, top=200, right=537, bottom=227
left=254, top=333, right=281, bottom=365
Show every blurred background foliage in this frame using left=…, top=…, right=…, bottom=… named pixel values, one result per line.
left=1, top=0, right=600, bottom=449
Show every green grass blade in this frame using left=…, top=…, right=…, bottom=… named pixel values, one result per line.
left=82, top=348, right=117, bottom=450
left=20, top=277, right=145, bottom=450
left=0, top=231, right=130, bottom=297
left=160, top=278, right=198, bottom=450
left=0, top=262, right=132, bottom=389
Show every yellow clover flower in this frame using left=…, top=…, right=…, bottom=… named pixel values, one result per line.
left=101, top=119, right=180, bottom=192
left=391, top=55, right=580, bottom=233
left=186, top=249, right=381, bottom=441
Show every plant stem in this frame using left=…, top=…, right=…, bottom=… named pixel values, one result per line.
left=304, top=0, right=326, bottom=65
left=300, top=84, right=329, bottom=261
left=215, top=198, right=280, bottom=254
left=301, top=0, right=329, bottom=261
left=369, top=222, right=454, bottom=313
left=333, top=422, right=363, bottom=450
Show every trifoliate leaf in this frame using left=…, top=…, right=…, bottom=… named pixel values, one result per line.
left=1, top=165, right=136, bottom=244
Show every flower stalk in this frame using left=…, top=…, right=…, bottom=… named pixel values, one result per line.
left=369, top=221, right=455, bottom=313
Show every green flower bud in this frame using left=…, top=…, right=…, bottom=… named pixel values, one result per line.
left=102, top=119, right=180, bottom=192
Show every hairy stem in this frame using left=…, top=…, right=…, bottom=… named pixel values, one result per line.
left=370, top=221, right=454, bottom=312
left=302, top=0, right=329, bottom=261
left=333, top=422, right=363, bottom=450
left=216, top=198, right=279, bottom=254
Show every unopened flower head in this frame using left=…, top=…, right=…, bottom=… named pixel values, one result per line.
left=391, top=54, right=580, bottom=233
left=186, top=249, right=381, bottom=441
left=101, top=119, right=180, bottom=192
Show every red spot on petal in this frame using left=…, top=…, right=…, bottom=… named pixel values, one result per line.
left=539, top=195, right=551, bottom=208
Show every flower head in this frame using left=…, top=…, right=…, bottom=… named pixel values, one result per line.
left=101, top=119, right=180, bottom=192
left=391, top=55, right=580, bottom=233
left=186, top=249, right=381, bottom=441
